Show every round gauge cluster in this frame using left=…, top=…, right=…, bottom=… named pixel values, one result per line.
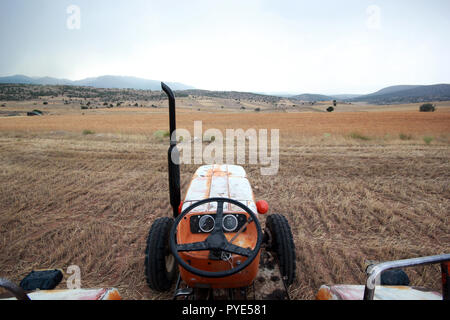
left=222, top=215, right=238, bottom=232
left=197, top=214, right=239, bottom=233
left=198, top=215, right=215, bottom=233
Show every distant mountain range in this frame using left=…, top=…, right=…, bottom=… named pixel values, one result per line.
left=291, top=93, right=335, bottom=101
left=289, top=84, right=450, bottom=104
left=0, top=75, right=194, bottom=91
left=349, top=84, right=450, bottom=104
left=0, top=75, right=449, bottom=104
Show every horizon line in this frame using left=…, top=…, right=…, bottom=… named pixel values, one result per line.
left=1, top=73, right=449, bottom=97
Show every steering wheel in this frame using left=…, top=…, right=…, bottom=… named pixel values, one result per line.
left=169, top=197, right=262, bottom=278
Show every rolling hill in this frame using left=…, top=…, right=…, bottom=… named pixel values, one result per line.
left=287, top=84, right=450, bottom=104
left=291, top=93, right=334, bottom=102
left=352, top=84, right=450, bottom=104
left=0, top=75, right=194, bottom=91
left=1, top=75, right=449, bottom=105
left=366, top=85, right=422, bottom=96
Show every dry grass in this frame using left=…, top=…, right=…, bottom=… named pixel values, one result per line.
left=0, top=109, right=449, bottom=300
left=1, top=110, right=449, bottom=138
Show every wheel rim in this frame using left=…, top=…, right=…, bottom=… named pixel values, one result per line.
left=165, top=253, right=175, bottom=273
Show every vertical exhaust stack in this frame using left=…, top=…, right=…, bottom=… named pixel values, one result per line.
left=161, top=82, right=181, bottom=218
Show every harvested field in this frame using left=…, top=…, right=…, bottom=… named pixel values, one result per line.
left=0, top=109, right=449, bottom=300
left=1, top=110, right=449, bottom=138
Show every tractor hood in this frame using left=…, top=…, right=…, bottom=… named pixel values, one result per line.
left=181, top=165, right=257, bottom=214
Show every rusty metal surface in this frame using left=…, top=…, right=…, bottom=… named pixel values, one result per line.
left=174, top=165, right=289, bottom=299
left=182, top=165, right=257, bottom=214
left=253, top=250, right=289, bottom=300
left=317, top=285, right=442, bottom=300
left=1, top=288, right=121, bottom=300
left=173, top=248, right=289, bottom=300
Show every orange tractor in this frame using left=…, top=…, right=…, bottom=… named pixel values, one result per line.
left=144, top=83, right=296, bottom=300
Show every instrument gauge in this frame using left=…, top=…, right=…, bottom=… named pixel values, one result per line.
left=198, top=215, right=215, bottom=233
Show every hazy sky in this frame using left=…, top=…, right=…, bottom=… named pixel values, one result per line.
left=0, top=0, right=449, bottom=94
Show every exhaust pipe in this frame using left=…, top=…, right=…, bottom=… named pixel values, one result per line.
left=161, top=82, right=181, bottom=218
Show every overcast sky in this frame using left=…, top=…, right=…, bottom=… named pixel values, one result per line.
left=0, top=0, right=449, bottom=94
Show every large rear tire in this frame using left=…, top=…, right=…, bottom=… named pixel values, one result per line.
left=145, top=217, right=178, bottom=292
left=265, top=214, right=296, bottom=286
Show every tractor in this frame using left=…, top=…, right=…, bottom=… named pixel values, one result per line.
left=144, top=83, right=296, bottom=300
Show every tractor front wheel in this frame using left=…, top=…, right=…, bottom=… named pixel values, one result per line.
left=265, top=214, right=296, bottom=286
left=145, top=217, right=177, bottom=292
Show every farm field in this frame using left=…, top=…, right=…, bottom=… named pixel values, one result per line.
left=0, top=107, right=449, bottom=300
left=1, top=108, right=450, bottom=138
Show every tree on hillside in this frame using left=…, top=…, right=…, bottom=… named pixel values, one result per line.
left=419, top=103, right=435, bottom=112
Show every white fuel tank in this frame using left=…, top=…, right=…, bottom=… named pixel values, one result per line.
left=181, top=164, right=257, bottom=214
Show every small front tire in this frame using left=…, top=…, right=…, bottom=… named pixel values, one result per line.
left=265, top=214, right=296, bottom=286
left=145, top=217, right=177, bottom=292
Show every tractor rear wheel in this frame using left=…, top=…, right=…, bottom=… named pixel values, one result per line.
left=265, top=214, right=296, bottom=286
left=145, top=217, right=178, bottom=292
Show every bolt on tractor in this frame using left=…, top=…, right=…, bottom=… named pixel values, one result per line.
left=144, top=83, right=296, bottom=300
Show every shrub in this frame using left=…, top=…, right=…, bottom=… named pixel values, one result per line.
left=420, top=103, right=435, bottom=112
left=154, top=130, right=170, bottom=140
left=82, top=129, right=95, bottom=135
left=203, top=135, right=216, bottom=142
left=399, top=133, right=412, bottom=140
left=423, top=136, right=433, bottom=145
left=27, top=111, right=43, bottom=116
left=326, top=107, right=334, bottom=112
left=349, top=132, right=370, bottom=141
left=255, top=108, right=261, bottom=112
left=43, top=101, right=48, bottom=105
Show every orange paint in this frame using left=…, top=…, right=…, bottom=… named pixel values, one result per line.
left=177, top=211, right=260, bottom=288
left=388, top=286, right=409, bottom=290
left=442, top=262, right=450, bottom=285
left=316, top=288, right=333, bottom=300
left=105, top=289, right=122, bottom=300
